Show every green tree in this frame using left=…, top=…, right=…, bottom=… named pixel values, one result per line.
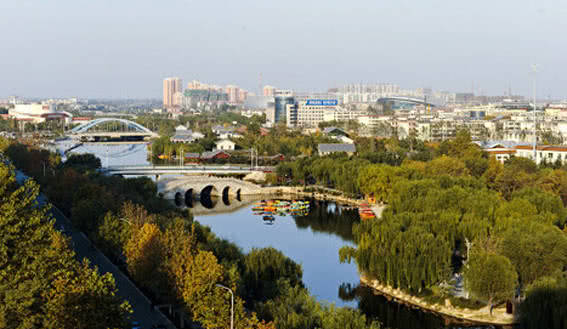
left=44, top=260, right=131, bottom=329
left=519, top=275, right=567, bottom=329
left=0, top=163, right=130, bottom=328
left=321, top=305, right=382, bottom=329
left=61, top=153, right=101, bottom=173
left=497, top=219, right=567, bottom=286
left=463, top=251, right=517, bottom=313
left=243, top=247, right=303, bottom=303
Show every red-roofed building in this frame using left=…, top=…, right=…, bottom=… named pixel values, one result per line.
left=515, top=145, right=567, bottom=165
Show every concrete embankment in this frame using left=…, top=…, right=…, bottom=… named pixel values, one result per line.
left=259, top=186, right=371, bottom=206
left=360, top=275, right=517, bottom=326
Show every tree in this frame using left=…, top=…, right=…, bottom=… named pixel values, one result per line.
left=497, top=219, right=567, bottom=286
left=44, top=260, right=132, bottom=329
left=494, top=166, right=533, bottom=200
left=62, top=153, right=101, bottom=172
left=0, top=163, right=130, bottom=328
left=463, top=251, right=517, bottom=314
left=124, top=223, right=167, bottom=295
left=511, top=187, right=566, bottom=227
left=243, top=247, right=303, bottom=303
left=519, top=275, right=567, bottom=329
left=321, top=305, right=382, bottom=329
left=426, top=155, right=470, bottom=177
left=96, top=212, right=130, bottom=261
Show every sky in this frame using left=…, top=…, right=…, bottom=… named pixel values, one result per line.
left=1, top=0, right=566, bottom=99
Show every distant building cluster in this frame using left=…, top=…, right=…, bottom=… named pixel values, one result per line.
left=162, top=78, right=254, bottom=113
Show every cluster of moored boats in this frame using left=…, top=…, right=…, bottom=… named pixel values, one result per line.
left=252, top=200, right=311, bottom=223
left=252, top=199, right=376, bottom=223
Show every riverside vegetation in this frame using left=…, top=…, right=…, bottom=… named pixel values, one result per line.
left=278, top=130, right=567, bottom=329
left=0, top=137, right=381, bottom=329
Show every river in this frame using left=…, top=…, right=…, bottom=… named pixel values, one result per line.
left=60, top=142, right=497, bottom=329
left=180, top=196, right=497, bottom=329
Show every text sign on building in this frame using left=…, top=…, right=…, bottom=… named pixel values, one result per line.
left=306, top=99, right=338, bottom=106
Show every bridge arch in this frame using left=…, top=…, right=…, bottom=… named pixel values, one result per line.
left=222, top=186, right=231, bottom=206
left=174, top=191, right=183, bottom=206
left=70, top=118, right=155, bottom=135
left=185, top=189, right=194, bottom=208
left=200, top=186, right=217, bottom=209
left=201, top=185, right=218, bottom=197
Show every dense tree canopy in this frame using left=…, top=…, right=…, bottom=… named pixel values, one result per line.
left=0, top=162, right=130, bottom=328
left=463, top=250, right=517, bottom=312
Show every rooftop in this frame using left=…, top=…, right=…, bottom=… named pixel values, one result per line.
left=318, top=143, right=356, bottom=153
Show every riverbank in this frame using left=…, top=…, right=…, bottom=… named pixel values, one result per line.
left=360, top=275, right=517, bottom=326
left=264, top=185, right=517, bottom=327
left=261, top=186, right=374, bottom=207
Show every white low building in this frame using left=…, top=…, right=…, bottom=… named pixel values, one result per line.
left=286, top=99, right=340, bottom=128
left=8, top=103, right=72, bottom=124
left=214, top=139, right=235, bottom=151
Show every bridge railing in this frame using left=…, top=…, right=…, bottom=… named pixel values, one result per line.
left=99, top=165, right=275, bottom=173
left=102, top=164, right=273, bottom=170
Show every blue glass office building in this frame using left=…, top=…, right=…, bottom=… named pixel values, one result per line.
left=274, top=96, right=295, bottom=123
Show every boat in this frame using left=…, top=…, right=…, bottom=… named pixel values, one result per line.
left=358, top=207, right=376, bottom=220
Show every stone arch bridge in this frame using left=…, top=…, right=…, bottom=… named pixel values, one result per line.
left=157, top=176, right=262, bottom=202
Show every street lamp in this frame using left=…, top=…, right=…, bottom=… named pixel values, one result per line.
left=215, top=283, right=233, bottom=329
left=532, top=64, right=539, bottom=162
left=117, top=217, right=132, bottom=225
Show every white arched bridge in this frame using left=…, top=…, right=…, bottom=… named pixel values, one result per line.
left=157, top=176, right=262, bottom=203
left=69, top=118, right=158, bottom=141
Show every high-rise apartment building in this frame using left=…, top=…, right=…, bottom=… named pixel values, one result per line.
left=263, top=85, right=276, bottom=97
left=163, top=77, right=183, bottom=108
left=238, top=89, right=248, bottom=103
left=225, top=85, right=240, bottom=104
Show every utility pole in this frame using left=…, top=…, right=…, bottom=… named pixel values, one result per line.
left=532, top=64, right=539, bottom=162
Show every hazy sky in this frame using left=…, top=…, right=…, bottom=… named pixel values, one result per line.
left=1, top=0, right=566, bottom=99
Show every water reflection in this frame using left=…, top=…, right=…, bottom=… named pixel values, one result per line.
left=341, top=283, right=447, bottom=328
left=293, top=200, right=359, bottom=242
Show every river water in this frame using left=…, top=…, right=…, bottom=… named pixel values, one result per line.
left=61, top=142, right=496, bottom=329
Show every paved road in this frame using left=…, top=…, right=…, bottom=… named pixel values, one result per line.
left=14, top=170, right=176, bottom=329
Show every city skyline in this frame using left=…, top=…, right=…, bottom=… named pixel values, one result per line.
left=1, top=0, right=566, bottom=99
